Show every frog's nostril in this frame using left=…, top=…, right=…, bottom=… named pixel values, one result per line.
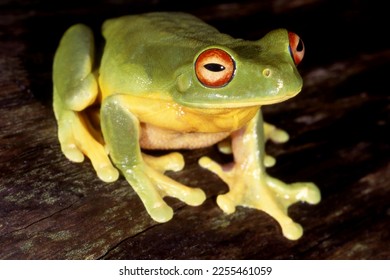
left=262, top=68, right=271, bottom=77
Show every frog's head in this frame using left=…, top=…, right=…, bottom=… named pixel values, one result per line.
left=174, top=29, right=305, bottom=109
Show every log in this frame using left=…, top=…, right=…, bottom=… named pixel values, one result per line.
left=0, top=0, right=389, bottom=259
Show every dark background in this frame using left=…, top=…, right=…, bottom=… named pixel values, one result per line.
left=0, top=0, right=389, bottom=259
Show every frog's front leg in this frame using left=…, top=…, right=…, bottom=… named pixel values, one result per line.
left=200, top=110, right=320, bottom=240
left=101, top=95, right=206, bottom=222
left=217, top=122, right=289, bottom=167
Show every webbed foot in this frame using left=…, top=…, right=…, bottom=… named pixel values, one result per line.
left=200, top=111, right=320, bottom=240
left=124, top=152, right=206, bottom=222
left=200, top=156, right=320, bottom=240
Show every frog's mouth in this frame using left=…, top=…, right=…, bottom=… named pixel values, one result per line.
left=177, top=89, right=300, bottom=109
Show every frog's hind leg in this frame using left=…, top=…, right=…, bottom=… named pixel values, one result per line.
left=53, top=24, right=119, bottom=182
left=54, top=97, right=119, bottom=182
left=101, top=95, right=206, bottom=223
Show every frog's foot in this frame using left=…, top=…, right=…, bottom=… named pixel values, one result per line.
left=199, top=157, right=320, bottom=240
left=55, top=108, right=119, bottom=183
left=125, top=152, right=207, bottom=223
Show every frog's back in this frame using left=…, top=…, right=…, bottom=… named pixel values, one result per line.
left=102, top=12, right=233, bottom=46
left=99, top=12, right=239, bottom=96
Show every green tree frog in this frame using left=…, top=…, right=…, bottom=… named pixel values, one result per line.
left=53, top=12, right=320, bottom=240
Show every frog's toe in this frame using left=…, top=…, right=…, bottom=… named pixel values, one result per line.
left=95, top=164, right=119, bottom=182
left=216, top=194, right=236, bottom=214
left=147, top=166, right=206, bottom=206
left=182, top=188, right=206, bottom=206
left=217, top=138, right=232, bottom=154
left=281, top=220, right=303, bottom=241
left=143, top=153, right=206, bottom=206
left=57, top=118, right=84, bottom=162
left=264, top=155, right=276, bottom=167
left=147, top=203, right=174, bottom=223
left=199, top=156, right=228, bottom=183
left=143, top=152, right=184, bottom=173
left=61, top=143, right=85, bottom=163
left=270, top=128, right=289, bottom=143
left=264, top=123, right=289, bottom=144
left=266, top=176, right=321, bottom=205
left=295, top=182, right=321, bottom=204
left=275, top=181, right=321, bottom=205
left=142, top=176, right=205, bottom=222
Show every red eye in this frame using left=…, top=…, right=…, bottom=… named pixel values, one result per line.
left=195, top=48, right=235, bottom=88
left=288, top=32, right=305, bottom=65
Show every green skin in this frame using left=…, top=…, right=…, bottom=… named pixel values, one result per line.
left=53, top=12, right=320, bottom=240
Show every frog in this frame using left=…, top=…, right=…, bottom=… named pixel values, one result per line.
left=52, top=12, right=320, bottom=240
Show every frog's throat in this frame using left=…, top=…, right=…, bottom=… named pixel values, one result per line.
left=110, top=94, right=261, bottom=134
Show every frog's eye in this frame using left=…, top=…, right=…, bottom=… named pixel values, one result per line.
left=195, top=48, right=235, bottom=87
left=288, top=32, right=305, bottom=65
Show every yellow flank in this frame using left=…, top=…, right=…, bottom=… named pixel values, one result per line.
left=113, top=94, right=260, bottom=133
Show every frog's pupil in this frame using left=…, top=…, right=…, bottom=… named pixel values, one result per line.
left=204, top=63, right=225, bottom=72
left=297, top=39, right=304, bottom=52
